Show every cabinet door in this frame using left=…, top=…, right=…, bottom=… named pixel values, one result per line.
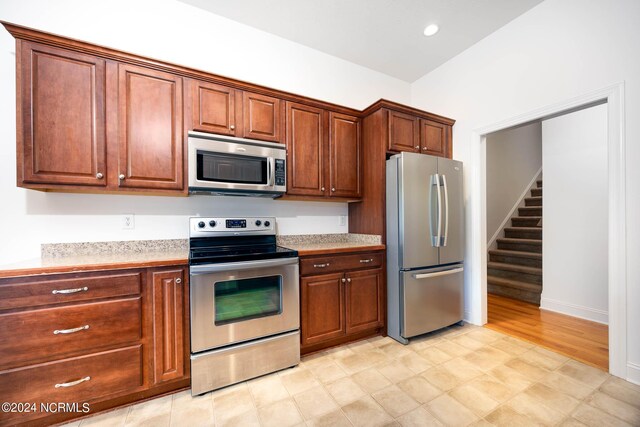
left=190, top=80, right=238, bottom=136
left=300, top=273, right=345, bottom=346
left=19, top=42, right=107, bottom=187
left=329, top=112, right=361, bottom=198
left=118, top=64, right=183, bottom=190
left=345, top=268, right=384, bottom=334
left=242, top=91, right=283, bottom=142
left=420, top=119, right=451, bottom=158
left=286, top=102, right=326, bottom=196
left=388, top=110, right=419, bottom=153
left=151, top=268, right=186, bottom=384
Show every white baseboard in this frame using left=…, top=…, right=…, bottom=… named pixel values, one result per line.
left=627, top=362, right=640, bottom=385
left=487, top=167, right=543, bottom=249
left=540, top=297, right=608, bottom=324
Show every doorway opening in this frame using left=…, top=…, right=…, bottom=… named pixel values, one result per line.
left=471, top=83, right=626, bottom=377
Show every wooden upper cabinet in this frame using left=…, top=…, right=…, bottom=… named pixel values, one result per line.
left=286, top=102, right=326, bottom=196
left=18, top=42, right=107, bottom=187
left=117, top=64, right=183, bottom=191
left=151, top=268, right=186, bottom=384
left=345, top=268, right=384, bottom=334
left=242, top=91, right=283, bottom=142
left=329, top=113, right=361, bottom=198
left=190, top=80, right=238, bottom=136
left=388, top=110, right=419, bottom=153
left=420, top=118, right=451, bottom=158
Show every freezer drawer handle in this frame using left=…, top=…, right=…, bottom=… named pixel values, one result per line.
left=413, top=267, right=464, bottom=280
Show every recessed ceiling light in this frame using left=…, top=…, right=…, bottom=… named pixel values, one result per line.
left=423, top=24, right=439, bottom=37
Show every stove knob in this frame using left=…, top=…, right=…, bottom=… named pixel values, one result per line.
left=255, top=220, right=262, bottom=226
left=197, top=221, right=206, bottom=229
left=209, top=220, right=217, bottom=227
left=264, top=220, right=271, bottom=227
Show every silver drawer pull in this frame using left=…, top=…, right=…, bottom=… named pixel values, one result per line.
left=53, top=325, right=89, bottom=335
left=55, top=376, right=91, bottom=388
left=359, top=259, right=374, bottom=263
left=313, top=263, right=330, bottom=268
left=52, top=286, right=88, bottom=295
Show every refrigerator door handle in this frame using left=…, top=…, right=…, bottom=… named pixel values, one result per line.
left=413, top=267, right=464, bottom=280
left=430, top=174, right=442, bottom=247
left=442, top=174, right=449, bottom=247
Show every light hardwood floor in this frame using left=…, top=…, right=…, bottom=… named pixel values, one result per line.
left=486, top=293, right=609, bottom=371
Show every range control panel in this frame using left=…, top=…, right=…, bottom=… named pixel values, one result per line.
left=190, top=217, right=275, bottom=236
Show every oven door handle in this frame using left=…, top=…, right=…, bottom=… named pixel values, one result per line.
left=190, top=257, right=299, bottom=274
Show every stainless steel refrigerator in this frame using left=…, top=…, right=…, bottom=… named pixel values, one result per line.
left=386, top=152, right=464, bottom=344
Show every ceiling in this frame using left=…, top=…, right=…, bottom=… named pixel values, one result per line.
left=178, top=0, right=544, bottom=82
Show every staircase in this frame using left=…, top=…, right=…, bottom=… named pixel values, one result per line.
left=488, top=179, right=543, bottom=305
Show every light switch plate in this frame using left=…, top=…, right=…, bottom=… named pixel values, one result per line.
left=339, top=216, right=347, bottom=226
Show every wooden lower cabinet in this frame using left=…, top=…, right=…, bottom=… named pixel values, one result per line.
left=0, top=265, right=190, bottom=426
left=300, top=273, right=345, bottom=346
left=300, top=251, right=385, bottom=354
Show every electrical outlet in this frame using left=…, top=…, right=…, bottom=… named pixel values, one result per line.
left=122, top=214, right=135, bottom=230
left=339, top=215, right=347, bottom=226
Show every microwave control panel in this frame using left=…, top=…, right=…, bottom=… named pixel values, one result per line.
left=275, top=159, right=286, bottom=186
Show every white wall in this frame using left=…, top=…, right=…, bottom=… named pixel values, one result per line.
left=0, top=0, right=411, bottom=263
left=486, top=122, right=541, bottom=244
left=541, top=105, right=608, bottom=323
left=410, top=0, right=640, bottom=382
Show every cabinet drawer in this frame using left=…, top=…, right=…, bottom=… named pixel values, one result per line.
left=300, top=252, right=383, bottom=276
left=0, top=297, right=142, bottom=369
left=0, top=271, right=142, bottom=311
left=0, top=345, right=143, bottom=423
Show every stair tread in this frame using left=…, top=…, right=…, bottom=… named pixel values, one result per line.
left=519, top=206, right=542, bottom=210
left=487, top=262, right=542, bottom=275
left=505, top=227, right=542, bottom=231
left=489, top=249, right=542, bottom=259
left=525, top=196, right=542, bottom=200
left=497, top=237, right=542, bottom=244
left=487, top=275, right=542, bottom=292
left=512, top=216, right=542, bottom=220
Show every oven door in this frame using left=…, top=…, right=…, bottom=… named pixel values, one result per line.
left=188, top=134, right=286, bottom=194
left=190, top=257, right=299, bottom=353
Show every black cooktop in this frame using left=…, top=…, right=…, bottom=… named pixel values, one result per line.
left=189, top=235, right=298, bottom=265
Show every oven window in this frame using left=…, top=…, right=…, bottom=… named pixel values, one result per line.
left=214, top=276, right=282, bottom=325
left=197, top=151, right=267, bottom=185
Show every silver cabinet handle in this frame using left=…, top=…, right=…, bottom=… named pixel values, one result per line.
left=230, top=125, right=235, bottom=130
left=359, top=259, right=374, bottom=263
left=321, top=187, right=325, bottom=191
left=313, top=263, right=330, bottom=268
left=331, top=188, right=335, bottom=192
left=119, top=174, right=125, bottom=180
left=55, top=376, right=91, bottom=388
left=96, top=173, right=103, bottom=179
left=442, top=174, right=449, bottom=247
left=341, top=278, right=346, bottom=283
left=53, top=325, right=89, bottom=335
left=422, top=147, right=427, bottom=151
left=347, top=278, right=351, bottom=283
left=175, top=278, right=182, bottom=284
left=415, top=145, right=419, bottom=149
left=52, top=287, right=88, bottom=295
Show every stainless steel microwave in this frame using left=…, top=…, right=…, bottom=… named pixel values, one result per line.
left=188, top=131, right=286, bottom=197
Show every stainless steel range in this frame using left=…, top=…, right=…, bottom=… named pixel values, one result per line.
left=188, top=217, right=300, bottom=395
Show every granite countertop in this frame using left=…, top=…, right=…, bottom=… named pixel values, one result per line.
left=277, top=234, right=384, bottom=256
left=0, top=240, right=189, bottom=279
left=0, top=234, right=385, bottom=278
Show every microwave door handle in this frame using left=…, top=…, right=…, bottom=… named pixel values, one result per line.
left=267, top=157, right=275, bottom=187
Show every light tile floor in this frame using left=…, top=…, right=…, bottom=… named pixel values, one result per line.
left=64, top=324, right=640, bottom=427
